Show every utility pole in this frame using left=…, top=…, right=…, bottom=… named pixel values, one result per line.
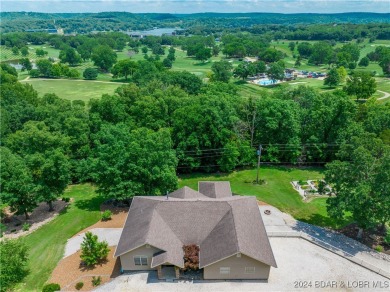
left=256, top=144, right=262, bottom=184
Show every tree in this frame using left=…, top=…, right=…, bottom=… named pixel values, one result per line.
left=0, top=239, right=29, bottom=292
left=358, top=56, right=369, bottom=67
left=294, top=55, right=302, bottom=67
left=343, top=71, right=376, bottom=100
left=324, top=68, right=341, bottom=88
left=337, top=66, right=348, bottom=82
left=6, top=121, right=70, bottom=211
left=19, top=58, right=32, bottom=72
left=141, top=46, right=148, bottom=54
left=325, top=133, right=390, bottom=235
left=288, top=42, right=295, bottom=52
left=91, top=45, right=117, bottom=71
left=297, top=42, right=313, bottom=58
left=80, top=232, right=109, bottom=266
left=83, top=68, right=98, bottom=80
left=162, top=58, right=172, bottom=68
left=111, top=59, right=138, bottom=80
left=92, top=125, right=178, bottom=199
left=12, top=46, right=19, bottom=55
left=267, top=63, right=284, bottom=82
left=20, top=47, right=29, bottom=56
left=59, top=47, right=82, bottom=66
left=195, top=47, right=211, bottom=63
left=309, top=42, right=333, bottom=65
left=0, top=147, right=37, bottom=220
left=36, top=59, right=53, bottom=77
left=233, top=63, right=250, bottom=80
left=211, top=60, right=233, bottom=82
left=212, top=45, right=220, bottom=57
left=35, top=48, right=48, bottom=57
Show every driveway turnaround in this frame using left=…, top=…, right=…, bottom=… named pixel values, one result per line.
left=64, top=228, right=122, bottom=258
left=95, top=237, right=388, bottom=291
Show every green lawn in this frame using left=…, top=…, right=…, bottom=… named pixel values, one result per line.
left=179, top=166, right=350, bottom=229
left=16, top=184, right=104, bottom=291
left=22, top=79, right=123, bottom=101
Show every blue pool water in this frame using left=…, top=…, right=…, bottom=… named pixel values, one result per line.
left=258, top=79, right=276, bottom=86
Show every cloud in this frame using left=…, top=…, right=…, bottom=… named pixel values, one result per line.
left=1, top=0, right=389, bottom=13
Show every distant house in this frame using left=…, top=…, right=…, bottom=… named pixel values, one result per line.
left=115, top=181, right=277, bottom=280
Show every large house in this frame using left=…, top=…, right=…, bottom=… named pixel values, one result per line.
left=114, top=181, right=277, bottom=280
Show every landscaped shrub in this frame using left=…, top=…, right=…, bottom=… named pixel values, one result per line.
left=22, top=223, right=30, bottom=231
left=182, top=244, right=199, bottom=271
left=374, top=245, right=384, bottom=252
left=62, top=197, right=70, bottom=203
left=298, top=180, right=305, bottom=185
left=80, top=232, right=110, bottom=266
left=42, top=283, right=61, bottom=292
left=75, top=281, right=84, bottom=290
left=91, top=276, right=101, bottom=286
left=101, top=210, right=112, bottom=221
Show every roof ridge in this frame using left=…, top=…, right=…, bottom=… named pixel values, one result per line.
left=199, top=201, right=239, bottom=252
left=151, top=202, right=184, bottom=245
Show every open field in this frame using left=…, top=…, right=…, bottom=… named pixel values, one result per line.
left=21, top=79, right=123, bottom=101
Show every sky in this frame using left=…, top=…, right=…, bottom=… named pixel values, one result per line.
left=1, top=0, right=389, bottom=14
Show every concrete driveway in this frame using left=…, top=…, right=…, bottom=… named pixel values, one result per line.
left=64, top=228, right=122, bottom=257
left=95, top=237, right=388, bottom=291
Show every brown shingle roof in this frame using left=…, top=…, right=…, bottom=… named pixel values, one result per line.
left=198, top=181, right=233, bottom=198
left=114, top=182, right=277, bottom=269
left=168, top=186, right=209, bottom=199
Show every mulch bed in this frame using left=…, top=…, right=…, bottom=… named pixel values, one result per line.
left=49, top=247, right=121, bottom=291
left=339, top=223, right=390, bottom=255
left=1, top=200, right=68, bottom=239
left=75, top=205, right=128, bottom=236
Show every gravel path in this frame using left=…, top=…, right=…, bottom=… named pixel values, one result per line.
left=64, top=228, right=122, bottom=258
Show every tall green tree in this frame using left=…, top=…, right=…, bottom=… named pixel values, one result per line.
left=91, top=45, right=117, bottom=71
left=59, top=47, right=82, bottom=66
left=80, top=232, right=109, bottom=267
left=343, top=71, right=376, bottom=100
left=6, top=121, right=70, bottom=211
left=267, top=63, right=284, bottom=82
left=324, top=68, right=341, bottom=88
left=0, top=147, right=37, bottom=220
left=325, top=133, right=390, bottom=235
left=211, top=60, right=233, bottom=83
left=91, top=125, right=178, bottom=199
left=111, top=59, right=138, bottom=80
left=0, top=239, right=29, bottom=292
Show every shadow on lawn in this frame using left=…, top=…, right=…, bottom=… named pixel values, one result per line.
left=74, top=196, right=106, bottom=212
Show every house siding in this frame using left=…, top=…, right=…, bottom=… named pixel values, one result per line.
left=120, top=245, right=161, bottom=271
left=203, top=254, right=271, bottom=280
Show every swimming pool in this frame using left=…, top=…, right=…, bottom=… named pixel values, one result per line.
left=258, top=78, right=277, bottom=86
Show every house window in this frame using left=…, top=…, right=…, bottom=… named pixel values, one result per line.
left=220, top=267, right=230, bottom=274
left=134, top=256, right=148, bottom=266
left=245, top=267, right=256, bottom=274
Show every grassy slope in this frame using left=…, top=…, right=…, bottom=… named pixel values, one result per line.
left=22, top=79, right=122, bottom=101
left=179, top=166, right=350, bottom=228
left=16, top=184, right=104, bottom=291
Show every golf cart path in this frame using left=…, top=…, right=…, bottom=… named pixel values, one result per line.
left=377, top=90, right=390, bottom=100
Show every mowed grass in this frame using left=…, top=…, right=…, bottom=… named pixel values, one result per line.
left=22, top=79, right=123, bottom=101
left=16, top=184, right=104, bottom=291
left=179, top=166, right=351, bottom=229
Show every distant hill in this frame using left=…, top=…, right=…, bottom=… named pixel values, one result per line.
left=1, top=12, right=389, bottom=33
